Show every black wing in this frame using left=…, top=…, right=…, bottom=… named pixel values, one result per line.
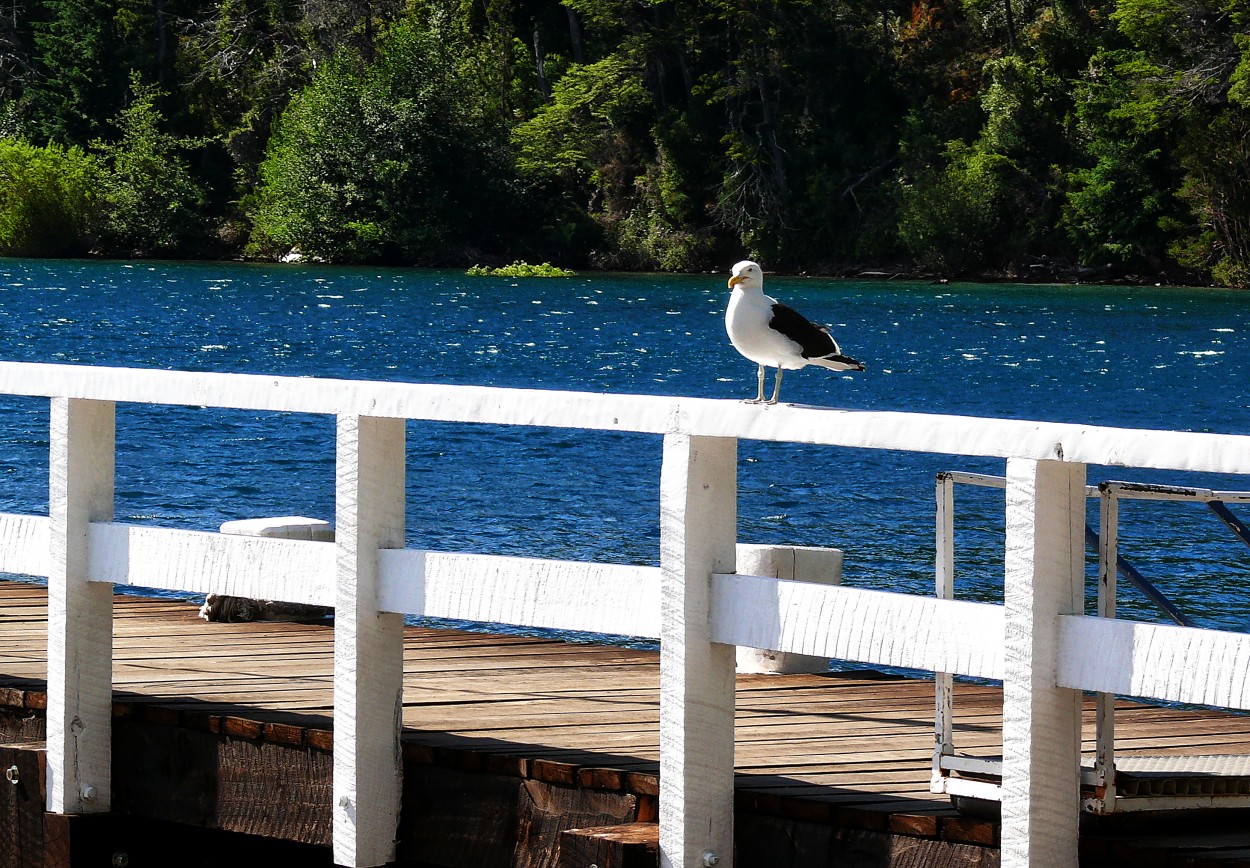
left=769, top=303, right=841, bottom=358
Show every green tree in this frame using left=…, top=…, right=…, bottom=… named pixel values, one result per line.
left=511, top=1, right=722, bottom=270
left=0, top=0, right=38, bottom=116
left=897, top=143, right=1018, bottom=273
left=249, top=14, right=519, bottom=264
left=0, top=137, right=98, bottom=255
left=92, top=72, right=208, bottom=256
left=176, top=0, right=311, bottom=194
left=1063, top=47, right=1185, bottom=273
left=1073, top=0, right=1250, bottom=284
left=894, top=0, right=1104, bottom=275
left=1174, top=109, right=1250, bottom=285
left=26, top=0, right=129, bottom=145
left=705, top=0, right=906, bottom=266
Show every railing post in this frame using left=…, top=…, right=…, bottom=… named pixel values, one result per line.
left=334, top=415, right=406, bottom=867
left=47, top=397, right=115, bottom=814
left=659, top=433, right=736, bottom=868
left=933, top=472, right=956, bottom=788
left=1001, top=457, right=1085, bottom=867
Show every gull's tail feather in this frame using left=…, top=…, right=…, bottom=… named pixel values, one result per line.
left=810, top=354, right=865, bottom=372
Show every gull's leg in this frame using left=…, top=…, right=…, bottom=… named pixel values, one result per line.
left=745, top=364, right=766, bottom=403
left=767, top=368, right=784, bottom=405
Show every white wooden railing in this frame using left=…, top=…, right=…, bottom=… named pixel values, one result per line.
left=3, top=361, right=1250, bottom=867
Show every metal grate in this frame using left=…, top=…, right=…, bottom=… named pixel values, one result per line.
left=1096, top=755, right=1250, bottom=799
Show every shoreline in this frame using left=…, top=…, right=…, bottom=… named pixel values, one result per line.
left=2, top=251, right=1224, bottom=289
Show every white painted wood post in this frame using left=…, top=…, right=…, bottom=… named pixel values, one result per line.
left=659, top=433, right=737, bottom=868
left=47, top=397, right=115, bottom=814
left=1001, top=458, right=1086, bottom=867
left=334, top=415, right=406, bottom=868
left=734, top=544, right=842, bottom=673
left=933, top=472, right=956, bottom=789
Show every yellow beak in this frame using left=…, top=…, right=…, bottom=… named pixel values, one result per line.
left=728, top=275, right=745, bottom=289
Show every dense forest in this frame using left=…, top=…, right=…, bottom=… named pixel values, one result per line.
left=0, top=0, right=1247, bottom=285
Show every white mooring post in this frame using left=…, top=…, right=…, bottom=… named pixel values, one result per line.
left=659, top=433, right=737, bottom=868
left=47, top=397, right=115, bottom=814
left=734, top=544, right=842, bottom=674
left=1001, top=457, right=1085, bottom=867
left=333, top=415, right=406, bottom=867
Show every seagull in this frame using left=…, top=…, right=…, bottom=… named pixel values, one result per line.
left=725, top=260, right=864, bottom=404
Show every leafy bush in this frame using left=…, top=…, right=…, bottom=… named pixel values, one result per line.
left=0, top=138, right=98, bottom=257
left=896, top=144, right=1018, bottom=274
left=249, top=16, right=516, bottom=264
left=466, top=261, right=575, bottom=277
left=92, top=73, right=208, bottom=257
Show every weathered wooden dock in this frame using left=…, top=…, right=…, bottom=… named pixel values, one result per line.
left=5, top=580, right=1250, bottom=867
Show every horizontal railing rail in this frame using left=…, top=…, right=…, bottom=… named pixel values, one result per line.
left=3, top=360, right=1250, bottom=471
left=2, top=361, right=1250, bottom=867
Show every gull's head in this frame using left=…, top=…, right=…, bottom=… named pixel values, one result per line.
left=727, top=260, right=763, bottom=291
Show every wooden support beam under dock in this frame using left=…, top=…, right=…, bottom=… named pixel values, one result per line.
left=4, top=580, right=1250, bottom=867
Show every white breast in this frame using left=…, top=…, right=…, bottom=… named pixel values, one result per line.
left=725, top=290, right=807, bottom=369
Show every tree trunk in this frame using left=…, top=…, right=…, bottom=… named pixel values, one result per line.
left=533, top=24, right=549, bottom=101
left=565, top=5, right=584, bottom=64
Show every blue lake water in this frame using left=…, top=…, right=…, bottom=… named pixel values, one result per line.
left=0, top=258, right=1249, bottom=639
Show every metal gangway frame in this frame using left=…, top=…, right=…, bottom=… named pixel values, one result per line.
left=932, top=471, right=1250, bottom=813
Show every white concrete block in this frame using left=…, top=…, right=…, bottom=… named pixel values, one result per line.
left=201, top=516, right=336, bottom=621
left=219, top=516, right=335, bottom=541
left=734, top=544, right=843, bottom=673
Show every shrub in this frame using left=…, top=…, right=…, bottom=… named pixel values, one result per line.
left=0, top=138, right=99, bottom=257
left=466, top=261, right=575, bottom=277
left=249, top=16, right=515, bottom=264
left=92, top=73, right=208, bottom=257
left=896, top=144, right=1018, bottom=274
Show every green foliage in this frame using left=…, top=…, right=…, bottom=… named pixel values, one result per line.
left=0, top=138, right=98, bottom=256
left=1062, top=0, right=1250, bottom=284
left=91, top=73, right=208, bottom=257
left=1232, top=34, right=1250, bottom=109
left=466, top=261, right=575, bottom=277
left=896, top=10, right=1092, bottom=276
left=1062, top=47, right=1184, bottom=270
left=175, top=0, right=312, bottom=187
left=512, top=54, right=678, bottom=267
left=249, top=15, right=516, bottom=264
left=514, top=56, right=649, bottom=179
left=710, top=0, right=906, bottom=267
left=1173, top=110, right=1250, bottom=287
left=2, top=0, right=1249, bottom=284
left=897, top=143, right=1020, bottom=273
left=26, top=0, right=120, bottom=144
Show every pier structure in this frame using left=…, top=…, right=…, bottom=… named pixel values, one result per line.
left=1, top=362, right=1250, bottom=866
